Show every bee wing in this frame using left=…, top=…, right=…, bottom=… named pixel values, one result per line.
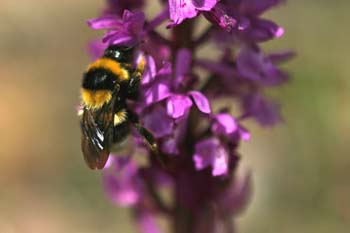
left=80, top=97, right=116, bottom=170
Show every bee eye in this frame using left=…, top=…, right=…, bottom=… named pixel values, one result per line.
left=104, top=49, right=121, bottom=59
left=113, top=51, right=121, bottom=59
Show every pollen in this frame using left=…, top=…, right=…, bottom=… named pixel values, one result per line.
left=81, top=89, right=112, bottom=109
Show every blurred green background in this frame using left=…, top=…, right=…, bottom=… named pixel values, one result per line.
left=0, top=0, right=349, bottom=232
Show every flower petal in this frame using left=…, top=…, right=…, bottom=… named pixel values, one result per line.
left=87, top=15, right=123, bottom=29
left=103, top=157, right=142, bottom=207
left=188, top=91, right=211, bottom=114
left=242, top=94, right=282, bottom=126
left=193, top=138, right=229, bottom=176
left=169, top=0, right=198, bottom=24
left=212, top=113, right=238, bottom=135
left=87, top=39, right=106, bottom=61
left=166, top=95, right=193, bottom=118
left=141, top=55, right=157, bottom=84
left=143, top=105, right=174, bottom=138
left=236, top=45, right=288, bottom=85
left=169, top=0, right=217, bottom=25
left=144, top=81, right=172, bottom=105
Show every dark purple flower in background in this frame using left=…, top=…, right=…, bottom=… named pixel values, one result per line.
left=236, top=45, right=288, bottom=85
left=204, top=0, right=285, bottom=42
left=241, top=94, right=282, bottom=126
left=84, top=0, right=292, bottom=232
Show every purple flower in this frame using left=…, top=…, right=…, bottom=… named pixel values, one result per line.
left=205, top=0, right=285, bottom=42
left=142, top=50, right=211, bottom=118
left=168, top=0, right=218, bottom=26
left=242, top=94, right=282, bottom=126
left=236, top=45, right=288, bottom=85
left=193, top=137, right=229, bottom=176
left=142, top=61, right=172, bottom=104
left=142, top=105, right=174, bottom=138
left=84, top=0, right=293, bottom=232
left=166, top=91, right=211, bottom=118
left=103, top=156, right=143, bottom=207
left=212, top=113, right=250, bottom=141
left=88, top=10, right=145, bottom=46
left=87, top=38, right=106, bottom=60
left=161, top=115, right=188, bottom=155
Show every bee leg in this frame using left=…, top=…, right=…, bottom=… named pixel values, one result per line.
left=126, top=74, right=140, bottom=100
left=127, top=54, right=145, bottom=100
left=127, top=110, right=158, bottom=152
left=128, top=110, right=167, bottom=167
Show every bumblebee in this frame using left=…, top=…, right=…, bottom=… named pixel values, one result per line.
left=79, top=45, right=157, bottom=170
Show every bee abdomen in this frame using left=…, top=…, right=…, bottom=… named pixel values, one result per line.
left=113, top=121, right=130, bottom=143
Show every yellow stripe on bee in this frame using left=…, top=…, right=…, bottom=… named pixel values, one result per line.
left=114, top=109, right=128, bottom=126
left=81, top=89, right=112, bottom=109
left=88, top=58, right=129, bottom=81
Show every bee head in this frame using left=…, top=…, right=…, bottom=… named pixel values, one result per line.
left=103, top=45, right=135, bottom=63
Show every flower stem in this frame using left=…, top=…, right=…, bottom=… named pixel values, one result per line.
left=171, top=19, right=195, bottom=61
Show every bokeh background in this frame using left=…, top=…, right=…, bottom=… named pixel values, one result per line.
left=0, top=0, right=349, bottom=232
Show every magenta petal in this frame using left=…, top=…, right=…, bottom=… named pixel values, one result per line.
left=166, top=95, right=193, bottom=119
left=239, top=127, right=251, bottom=141
left=104, top=33, right=134, bottom=46
left=87, top=15, right=123, bottom=29
left=192, top=0, right=218, bottom=10
left=87, top=39, right=106, bottom=60
left=169, top=0, right=197, bottom=24
left=158, top=61, right=172, bottom=76
left=247, top=19, right=284, bottom=42
left=193, top=138, right=229, bottom=176
left=143, top=105, right=174, bottom=138
left=203, top=4, right=237, bottom=32
left=122, top=10, right=145, bottom=33
left=144, top=81, right=172, bottom=105
left=188, top=91, right=211, bottom=114
left=141, top=55, right=157, bottom=84
left=103, top=157, right=142, bottom=207
left=212, top=113, right=238, bottom=135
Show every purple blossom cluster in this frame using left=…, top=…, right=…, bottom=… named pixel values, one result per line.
left=86, top=0, right=292, bottom=232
